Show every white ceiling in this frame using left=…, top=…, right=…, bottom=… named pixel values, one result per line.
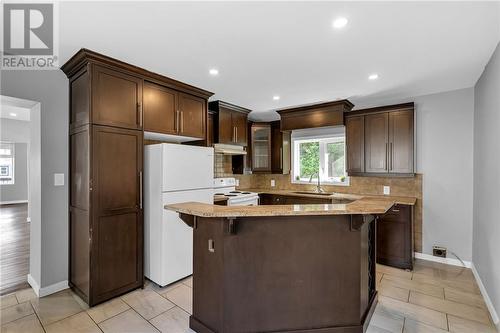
left=59, top=2, right=500, bottom=121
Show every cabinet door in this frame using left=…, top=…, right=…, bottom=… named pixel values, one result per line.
left=232, top=112, right=248, bottom=146
left=178, top=93, right=206, bottom=139
left=345, top=116, right=364, bottom=174
left=207, top=112, right=215, bottom=147
left=143, top=82, right=178, bottom=135
left=364, top=113, right=389, bottom=173
left=218, top=109, right=234, bottom=144
left=271, top=122, right=283, bottom=174
left=92, top=65, right=142, bottom=130
left=389, top=111, right=414, bottom=174
left=251, top=125, right=271, bottom=172
left=376, top=205, right=413, bottom=269
left=92, top=126, right=143, bottom=303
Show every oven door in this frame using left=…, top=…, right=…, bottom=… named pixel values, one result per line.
left=227, top=195, right=259, bottom=206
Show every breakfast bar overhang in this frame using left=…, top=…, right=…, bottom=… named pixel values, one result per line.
left=166, top=199, right=396, bottom=333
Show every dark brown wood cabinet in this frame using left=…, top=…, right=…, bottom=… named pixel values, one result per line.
left=377, top=204, right=414, bottom=270
left=365, top=112, right=389, bottom=173
left=92, top=65, right=143, bottom=130
left=389, top=111, right=414, bottom=174
left=251, top=123, right=272, bottom=172
left=62, top=49, right=212, bottom=306
left=178, top=93, right=206, bottom=139
left=207, top=111, right=215, bottom=147
left=143, top=82, right=177, bottom=135
left=143, top=84, right=207, bottom=140
left=346, top=116, right=364, bottom=174
left=209, top=100, right=250, bottom=146
left=345, top=103, right=414, bottom=177
left=270, top=121, right=283, bottom=174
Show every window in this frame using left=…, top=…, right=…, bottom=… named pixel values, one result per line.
left=291, top=127, right=348, bottom=185
left=0, top=142, right=15, bottom=185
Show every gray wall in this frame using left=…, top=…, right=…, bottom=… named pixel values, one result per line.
left=352, top=88, right=475, bottom=261
left=0, top=143, right=28, bottom=203
left=473, top=42, right=500, bottom=322
left=1, top=70, right=69, bottom=288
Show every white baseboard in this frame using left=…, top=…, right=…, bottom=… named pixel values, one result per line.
left=471, top=263, right=500, bottom=327
left=414, top=252, right=471, bottom=268
left=27, top=274, right=40, bottom=297
left=0, top=200, right=28, bottom=205
left=27, top=274, right=68, bottom=298
left=39, top=280, right=69, bottom=297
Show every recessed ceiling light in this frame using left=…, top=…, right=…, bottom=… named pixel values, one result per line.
left=368, top=74, right=379, bottom=80
left=273, top=95, right=280, bottom=101
left=9, top=113, right=17, bottom=117
left=209, top=68, right=219, bottom=76
left=332, top=17, right=348, bottom=29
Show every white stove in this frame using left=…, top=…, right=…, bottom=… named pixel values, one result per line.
left=213, top=178, right=259, bottom=206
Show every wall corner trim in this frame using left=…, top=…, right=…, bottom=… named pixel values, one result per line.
left=414, top=252, right=471, bottom=268
left=471, top=263, right=500, bottom=326
left=27, top=274, right=40, bottom=297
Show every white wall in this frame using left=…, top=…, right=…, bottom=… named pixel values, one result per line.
left=473, top=42, right=500, bottom=324
left=1, top=71, right=69, bottom=289
left=0, top=118, right=30, bottom=143
left=0, top=143, right=28, bottom=203
left=351, top=88, right=475, bottom=261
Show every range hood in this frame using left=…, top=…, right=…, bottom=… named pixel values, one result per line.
left=214, top=143, right=247, bottom=155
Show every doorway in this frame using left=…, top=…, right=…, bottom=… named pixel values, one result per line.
left=0, top=96, right=41, bottom=295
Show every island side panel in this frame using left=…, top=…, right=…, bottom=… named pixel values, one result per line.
left=222, top=215, right=363, bottom=332
left=191, top=217, right=226, bottom=333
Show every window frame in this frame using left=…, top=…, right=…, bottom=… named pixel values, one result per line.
left=291, top=129, right=349, bottom=186
left=0, top=142, right=15, bottom=185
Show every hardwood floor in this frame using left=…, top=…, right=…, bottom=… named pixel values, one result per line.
left=0, top=203, right=30, bottom=296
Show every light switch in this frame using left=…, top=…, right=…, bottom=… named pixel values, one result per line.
left=54, top=173, right=65, bottom=186
left=271, top=179, right=276, bottom=187
left=383, top=186, right=390, bottom=195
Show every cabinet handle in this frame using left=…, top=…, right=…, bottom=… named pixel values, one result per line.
left=208, top=239, right=215, bottom=253
left=176, top=110, right=180, bottom=133
left=233, top=127, right=236, bottom=142
left=386, top=143, right=389, bottom=171
left=181, top=111, right=184, bottom=133
left=137, top=103, right=143, bottom=127
left=139, top=171, right=143, bottom=210
left=280, top=147, right=283, bottom=169
left=235, top=127, right=238, bottom=142
left=390, top=142, right=393, bottom=171
left=392, top=209, right=400, bottom=212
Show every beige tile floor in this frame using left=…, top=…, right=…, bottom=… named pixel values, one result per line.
left=0, top=260, right=497, bottom=333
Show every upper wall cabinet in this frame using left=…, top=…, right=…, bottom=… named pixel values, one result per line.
left=63, top=48, right=213, bottom=138
left=92, top=65, right=143, bottom=130
left=143, top=82, right=177, bottom=135
left=345, top=103, right=414, bottom=176
left=209, top=100, right=250, bottom=146
left=277, top=100, right=354, bottom=131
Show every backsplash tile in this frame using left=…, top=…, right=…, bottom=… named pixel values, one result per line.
left=235, top=173, right=423, bottom=253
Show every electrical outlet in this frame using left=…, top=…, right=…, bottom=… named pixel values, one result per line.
left=433, top=246, right=447, bottom=258
left=383, top=186, right=390, bottom=195
left=271, top=179, right=276, bottom=187
left=235, top=179, right=240, bottom=187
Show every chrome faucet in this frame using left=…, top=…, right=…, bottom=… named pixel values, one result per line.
left=309, top=172, right=325, bottom=193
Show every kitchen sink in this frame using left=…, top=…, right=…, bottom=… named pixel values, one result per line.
left=292, top=191, right=333, bottom=196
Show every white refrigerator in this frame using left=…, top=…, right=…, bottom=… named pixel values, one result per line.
left=144, top=143, right=214, bottom=287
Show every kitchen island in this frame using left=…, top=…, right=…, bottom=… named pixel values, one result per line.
left=165, top=197, right=396, bottom=333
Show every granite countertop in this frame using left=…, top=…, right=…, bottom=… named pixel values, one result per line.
left=239, top=188, right=417, bottom=206
left=165, top=196, right=398, bottom=218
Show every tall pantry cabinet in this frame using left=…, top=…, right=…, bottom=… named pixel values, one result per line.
left=62, top=49, right=212, bottom=306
